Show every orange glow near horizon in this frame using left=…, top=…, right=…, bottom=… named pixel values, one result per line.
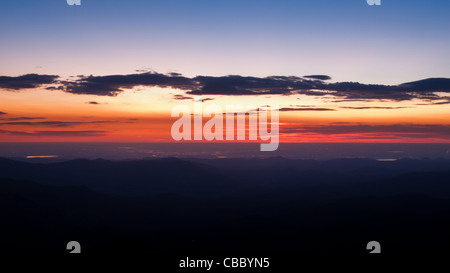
left=1, top=87, right=450, bottom=143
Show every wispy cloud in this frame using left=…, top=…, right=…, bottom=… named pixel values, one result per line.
left=279, top=107, right=336, bottom=111
left=340, top=106, right=410, bottom=110
left=0, top=117, right=46, bottom=121
left=172, top=95, right=215, bottom=101
left=172, top=94, right=193, bottom=100
left=33, top=130, right=106, bottom=136
left=0, top=129, right=106, bottom=137
left=0, top=120, right=116, bottom=127
left=415, top=99, right=450, bottom=105
left=282, top=123, right=450, bottom=139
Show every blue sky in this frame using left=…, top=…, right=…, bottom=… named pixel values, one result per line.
left=1, top=0, right=449, bottom=83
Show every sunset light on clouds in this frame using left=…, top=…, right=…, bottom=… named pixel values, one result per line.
left=1, top=0, right=449, bottom=144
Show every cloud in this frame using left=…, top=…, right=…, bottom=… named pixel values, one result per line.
left=323, top=78, right=450, bottom=101
left=88, top=101, right=100, bottom=105
left=398, top=78, right=450, bottom=92
left=173, top=94, right=193, bottom=100
left=279, top=107, right=336, bottom=111
left=282, top=123, right=450, bottom=139
left=187, top=75, right=317, bottom=96
left=0, top=117, right=46, bottom=121
left=0, top=111, right=7, bottom=115
left=172, top=94, right=214, bottom=101
left=0, top=120, right=115, bottom=127
left=303, top=75, right=332, bottom=80
left=432, top=101, right=450, bottom=105
left=0, top=74, right=59, bottom=90
left=2, top=72, right=450, bottom=102
left=340, top=106, right=410, bottom=110
left=0, top=129, right=33, bottom=136
left=59, top=72, right=195, bottom=96
left=187, top=76, right=450, bottom=101
left=49, top=73, right=324, bottom=96
left=33, top=130, right=106, bottom=136
left=201, top=97, right=215, bottom=101
left=415, top=99, right=450, bottom=105
left=288, top=104, right=315, bottom=107
left=0, top=129, right=106, bottom=137
left=46, top=86, right=65, bottom=91
left=331, top=99, right=375, bottom=103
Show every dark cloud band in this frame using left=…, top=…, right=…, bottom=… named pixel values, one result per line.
left=0, top=74, right=59, bottom=90
left=2, top=72, right=450, bottom=101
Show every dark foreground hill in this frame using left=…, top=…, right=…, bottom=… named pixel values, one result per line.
left=1, top=157, right=450, bottom=265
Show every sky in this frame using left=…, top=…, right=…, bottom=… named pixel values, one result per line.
left=0, top=0, right=450, bottom=143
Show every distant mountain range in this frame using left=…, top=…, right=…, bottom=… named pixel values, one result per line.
left=1, top=157, right=450, bottom=197
left=1, top=157, right=450, bottom=262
